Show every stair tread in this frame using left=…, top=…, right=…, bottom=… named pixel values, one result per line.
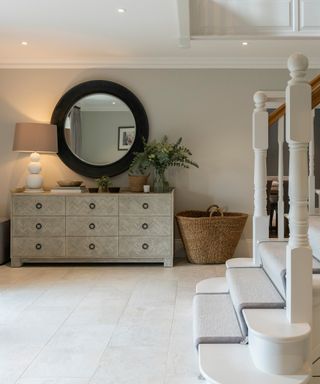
left=226, top=267, right=285, bottom=335
left=199, top=344, right=311, bottom=384
left=193, top=294, right=243, bottom=348
left=196, top=277, right=228, bottom=294
left=226, top=257, right=260, bottom=268
left=243, top=308, right=311, bottom=341
left=259, top=241, right=320, bottom=298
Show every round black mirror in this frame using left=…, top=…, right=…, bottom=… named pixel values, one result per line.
left=51, top=80, right=149, bottom=177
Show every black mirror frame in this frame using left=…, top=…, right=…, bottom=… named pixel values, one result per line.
left=51, top=80, right=149, bottom=178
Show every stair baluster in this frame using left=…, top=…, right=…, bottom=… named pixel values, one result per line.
left=285, top=53, right=313, bottom=325
left=277, top=116, right=285, bottom=239
left=309, top=110, right=316, bottom=215
left=253, top=91, right=269, bottom=265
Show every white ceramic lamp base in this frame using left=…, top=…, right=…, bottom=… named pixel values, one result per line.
left=25, top=152, right=44, bottom=192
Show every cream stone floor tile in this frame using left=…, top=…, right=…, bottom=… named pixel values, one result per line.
left=0, top=259, right=219, bottom=383
left=127, top=279, right=177, bottom=307
left=0, top=344, right=42, bottom=383
left=165, top=377, right=202, bottom=384
left=108, top=281, right=177, bottom=346
left=173, top=287, right=195, bottom=316
left=29, top=285, right=91, bottom=310
left=90, top=346, right=168, bottom=384
left=166, top=339, right=199, bottom=378
left=16, top=379, right=89, bottom=384
left=109, top=317, right=173, bottom=347
left=0, top=269, right=69, bottom=324
left=22, top=324, right=115, bottom=379
left=65, top=297, right=128, bottom=327
left=118, top=303, right=175, bottom=323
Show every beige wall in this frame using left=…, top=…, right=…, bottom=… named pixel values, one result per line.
left=1, top=68, right=318, bottom=257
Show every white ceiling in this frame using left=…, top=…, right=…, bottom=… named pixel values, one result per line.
left=1, top=0, right=320, bottom=69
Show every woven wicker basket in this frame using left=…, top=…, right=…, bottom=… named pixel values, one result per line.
left=176, top=205, right=248, bottom=264
left=128, top=175, right=149, bottom=192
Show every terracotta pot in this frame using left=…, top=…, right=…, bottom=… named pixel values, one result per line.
left=128, top=175, right=149, bottom=192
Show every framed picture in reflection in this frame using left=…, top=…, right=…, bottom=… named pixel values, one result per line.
left=118, top=126, right=135, bottom=150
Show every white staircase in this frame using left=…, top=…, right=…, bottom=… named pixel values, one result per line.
left=193, top=53, right=320, bottom=383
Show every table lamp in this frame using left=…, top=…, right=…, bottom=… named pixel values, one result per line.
left=13, top=122, right=58, bottom=192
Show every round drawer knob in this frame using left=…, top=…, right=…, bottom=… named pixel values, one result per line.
left=142, top=243, right=149, bottom=250
left=142, top=223, right=148, bottom=230
left=36, top=223, right=42, bottom=230
left=89, top=243, right=95, bottom=250
left=89, top=203, right=96, bottom=210
left=89, top=223, right=95, bottom=230
left=35, top=202, right=42, bottom=210
left=35, top=243, right=42, bottom=250
left=142, top=203, right=149, bottom=209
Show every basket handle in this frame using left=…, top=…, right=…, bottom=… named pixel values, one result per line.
left=207, top=204, right=224, bottom=217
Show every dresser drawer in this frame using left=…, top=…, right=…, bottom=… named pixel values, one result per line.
left=66, top=217, right=118, bottom=236
left=119, top=195, right=171, bottom=216
left=118, top=237, right=171, bottom=259
left=119, top=216, right=171, bottom=236
left=66, top=196, right=118, bottom=216
left=66, top=237, right=118, bottom=258
left=13, top=216, right=65, bottom=237
left=12, top=195, right=65, bottom=216
left=12, top=237, right=65, bottom=257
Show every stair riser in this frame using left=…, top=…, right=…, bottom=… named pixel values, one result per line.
left=248, top=330, right=311, bottom=375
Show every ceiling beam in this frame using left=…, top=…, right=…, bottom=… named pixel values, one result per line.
left=176, top=0, right=190, bottom=48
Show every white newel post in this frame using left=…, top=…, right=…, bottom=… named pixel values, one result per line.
left=286, top=53, right=313, bottom=325
left=253, top=91, right=269, bottom=265
left=309, top=110, right=316, bottom=215
left=278, top=117, right=285, bottom=239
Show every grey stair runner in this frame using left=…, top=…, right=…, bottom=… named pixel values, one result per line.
left=226, top=267, right=285, bottom=335
left=259, top=241, right=320, bottom=298
left=309, top=216, right=320, bottom=262
left=193, top=294, right=243, bottom=348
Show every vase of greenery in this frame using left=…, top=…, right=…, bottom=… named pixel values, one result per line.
left=141, top=136, right=198, bottom=193
left=96, top=175, right=112, bottom=193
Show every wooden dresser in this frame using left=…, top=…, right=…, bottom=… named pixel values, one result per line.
left=11, top=190, right=174, bottom=267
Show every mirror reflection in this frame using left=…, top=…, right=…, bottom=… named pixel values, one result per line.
left=64, top=94, right=136, bottom=165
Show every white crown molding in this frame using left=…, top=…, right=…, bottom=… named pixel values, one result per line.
left=0, top=56, right=320, bottom=69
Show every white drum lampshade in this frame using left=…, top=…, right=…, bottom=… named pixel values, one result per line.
left=13, top=123, right=58, bottom=191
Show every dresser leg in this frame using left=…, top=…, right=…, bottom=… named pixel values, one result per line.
left=11, top=258, right=22, bottom=267
left=164, top=257, right=173, bottom=268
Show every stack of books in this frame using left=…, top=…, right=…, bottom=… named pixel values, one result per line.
left=50, top=186, right=88, bottom=193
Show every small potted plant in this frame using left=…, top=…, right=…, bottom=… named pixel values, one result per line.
left=96, top=176, right=112, bottom=193
left=128, top=151, right=150, bottom=192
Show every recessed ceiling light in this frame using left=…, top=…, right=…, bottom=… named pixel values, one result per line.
left=21, top=41, right=28, bottom=46
left=117, top=8, right=126, bottom=13
left=242, top=41, right=248, bottom=46
left=112, top=101, right=116, bottom=105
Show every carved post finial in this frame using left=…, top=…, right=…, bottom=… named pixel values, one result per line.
left=287, top=53, right=309, bottom=83
left=253, top=91, right=267, bottom=111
